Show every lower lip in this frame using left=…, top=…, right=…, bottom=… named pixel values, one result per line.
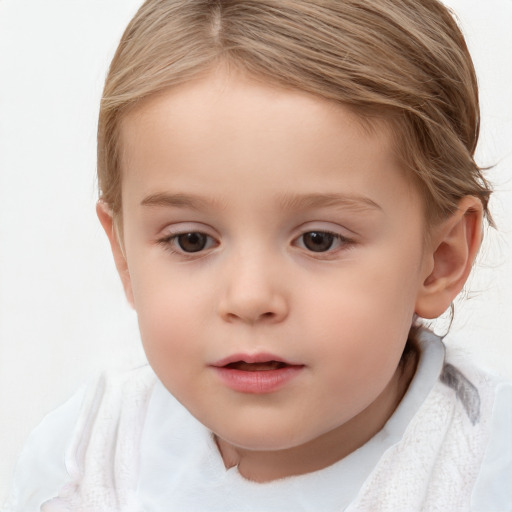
left=212, top=366, right=304, bottom=394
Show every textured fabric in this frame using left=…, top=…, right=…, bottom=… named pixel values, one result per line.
left=2, top=334, right=510, bottom=512
left=471, top=382, right=512, bottom=511
left=39, top=366, right=155, bottom=512
left=346, top=362, right=496, bottom=511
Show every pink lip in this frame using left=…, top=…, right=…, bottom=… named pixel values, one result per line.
left=210, top=353, right=304, bottom=394
left=212, top=352, right=299, bottom=367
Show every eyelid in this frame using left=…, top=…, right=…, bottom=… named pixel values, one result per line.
left=294, top=221, right=355, bottom=239
left=158, top=221, right=216, bottom=236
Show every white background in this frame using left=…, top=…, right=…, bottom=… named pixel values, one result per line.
left=0, top=0, right=511, bottom=500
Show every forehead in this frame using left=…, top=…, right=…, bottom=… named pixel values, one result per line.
left=118, top=69, right=419, bottom=221
left=120, top=68, right=392, bottom=155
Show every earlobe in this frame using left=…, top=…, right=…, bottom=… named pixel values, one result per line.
left=415, top=197, right=483, bottom=319
left=96, top=201, right=135, bottom=308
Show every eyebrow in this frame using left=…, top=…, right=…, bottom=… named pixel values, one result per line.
left=140, top=192, right=382, bottom=213
left=277, top=193, right=382, bottom=213
left=141, top=192, right=223, bottom=210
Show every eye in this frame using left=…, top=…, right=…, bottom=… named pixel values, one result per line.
left=159, top=231, right=217, bottom=254
left=176, top=232, right=210, bottom=252
left=297, top=231, right=350, bottom=253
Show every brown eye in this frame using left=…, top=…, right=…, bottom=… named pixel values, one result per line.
left=301, top=231, right=335, bottom=252
left=176, top=232, right=209, bottom=252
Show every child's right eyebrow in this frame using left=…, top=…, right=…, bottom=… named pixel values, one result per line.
left=140, top=193, right=226, bottom=211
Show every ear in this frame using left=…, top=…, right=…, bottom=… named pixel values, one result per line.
left=415, top=196, right=483, bottom=319
left=96, top=201, right=135, bottom=308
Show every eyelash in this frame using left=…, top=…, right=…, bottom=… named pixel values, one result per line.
left=295, top=230, right=353, bottom=255
left=157, top=230, right=355, bottom=258
left=157, top=232, right=218, bottom=257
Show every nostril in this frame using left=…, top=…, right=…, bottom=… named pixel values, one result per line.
left=218, top=292, right=288, bottom=324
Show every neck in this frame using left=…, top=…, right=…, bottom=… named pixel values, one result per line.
left=215, top=349, right=418, bottom=482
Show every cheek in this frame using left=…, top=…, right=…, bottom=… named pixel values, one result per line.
left=129, top=266, right=208, bottom=368
left=304, top=247, right=423, bottom=374
left=310, top=253, right=421, bottom=330
left=135, top=296, right=210, bottom=408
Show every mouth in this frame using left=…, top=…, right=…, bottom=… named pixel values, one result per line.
left=212, top=353, right=302, bottom=370
left=211, top=354, right=304, bottom=393
left=223, top=360, right=291, bottom=372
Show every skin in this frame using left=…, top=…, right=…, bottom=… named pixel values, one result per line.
left=98, top=68, right=483, bottom=482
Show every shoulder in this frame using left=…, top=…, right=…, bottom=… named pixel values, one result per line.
left=447, top=360, right=512, bottom=511
left=424, top=348, right=512, bottom=510
left=471, top=378, right=512, bottom=511
left=1, top=383, right=86, bottom=512
left=349, top=333, right=512, bottom=511
left=2, top=366, right=157, bottom=512
left=439, top=347, right=511, bottom=441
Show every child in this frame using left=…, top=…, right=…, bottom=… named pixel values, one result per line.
left=3, top=0, right=511, bottom=510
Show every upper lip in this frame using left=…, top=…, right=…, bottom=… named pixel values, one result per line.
left=211, top=352, right=302, bottom=368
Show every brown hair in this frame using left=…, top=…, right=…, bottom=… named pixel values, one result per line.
left=98, top=0, right=492, bottom=225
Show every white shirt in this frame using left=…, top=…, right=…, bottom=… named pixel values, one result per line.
left=3, top=331, right=511, bottom=511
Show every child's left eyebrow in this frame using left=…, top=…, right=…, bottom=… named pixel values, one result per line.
left=277, top=193, right=383, bottom=213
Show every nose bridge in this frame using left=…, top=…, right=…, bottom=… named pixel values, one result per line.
left=218, top=243, right=288, bottom=324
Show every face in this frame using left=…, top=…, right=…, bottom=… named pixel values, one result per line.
left=114, top=70, right=433, bottom=460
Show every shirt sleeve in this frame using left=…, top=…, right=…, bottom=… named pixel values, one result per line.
left=1, top=386, right=86, bottom=512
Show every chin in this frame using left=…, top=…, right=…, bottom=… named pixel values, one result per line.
left=215, top=424, right=314, bottom=452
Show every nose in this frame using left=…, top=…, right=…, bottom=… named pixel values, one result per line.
left=217, top=251, right=289, bottom=325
